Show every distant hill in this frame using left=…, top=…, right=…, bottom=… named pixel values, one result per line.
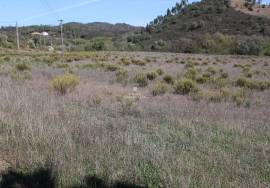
left=128, top=0, right=270, bottom=55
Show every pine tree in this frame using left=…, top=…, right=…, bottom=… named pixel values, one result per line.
left=167, top=8, right=172, bottom=16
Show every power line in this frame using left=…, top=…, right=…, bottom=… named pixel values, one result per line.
left=21, top=0, right=100, bottom=22
left=39, top=0, right=61, bottom=19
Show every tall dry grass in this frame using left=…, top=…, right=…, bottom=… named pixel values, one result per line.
left=0, top=51, right=269, bottom=187
left=0, top=76, right=269, bottom=187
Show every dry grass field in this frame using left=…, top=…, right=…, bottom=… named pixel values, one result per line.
left=0, top=49, right=269, bottom=187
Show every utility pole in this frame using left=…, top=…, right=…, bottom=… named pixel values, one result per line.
left=73, top=31, right=77, bottom=49
left=16, top=22, right=20, bottom=50
left=59, top=19, right=64, bottom=62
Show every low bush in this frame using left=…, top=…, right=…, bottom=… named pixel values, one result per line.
left=202, top=61, right=209, bottom=66
left=196, top=76, right=208, bottom=84
left=116, top=69, right=128, bottom=83
left=206, top=66, right=217, bottom=75
left=220, top=72, right=229, bottom=79
left=81, top=62, right=104, bottom=69
left=51, top=74, right=79, bottom=95
left=220, top=87, right=231, bottom=99
left=235, top=77, right=270, bottom=91
left=236, top=77, right=249, bottom=88
left=105, top=64, right=120, bottom=72
left=119, top=57, right=130, bottom=66
left=152, top=82, right=168, bottom=96
left=147, top=72, right=158, bottom=80
left=56, top=63, right=69, bottom=69
left=3, top=56, right=11, bottom=62
left=244, top=72, right=253, bottom=78
left=210, top=78, right=228, bottom=89
left=15, top=63, right=32, bottom=72
left=232, top=89, right=246, bottom=106
left=132, top=59, right=146, bottom=66
left=10, top=69, right=32, bottom=81
left=174, top=79, right=198, bottom=95
left=91, top=95, right=102, bottom=106
left=184, top=60, right=195, bottom=69
left=184, top=68, right=197, bottom=80
left=145, top=58, right=151, bottom=63
left=43, top=55, right=59, bottom=66
left=202, top=73, right=211, bottom=80
left=156, top=68, right=164, bottom=76
left=134, top=73, right=148, bottom=87
left=163, top=74, right=174, bottom=85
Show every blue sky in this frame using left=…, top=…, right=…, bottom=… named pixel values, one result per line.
left=0, top=0, right=269, bottom=27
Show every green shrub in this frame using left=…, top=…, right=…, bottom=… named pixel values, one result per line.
left=179, top=60, right=185, bottom=64
left=232, top=89, right=246, bottom=106
left=91, top=95, right=102, bottom=106
left=242, top=66, right=251, bottom=74
left=156, top=68, right=164, bottom=76
left=184, top=60, right=195, bottom=69
left=3, top=56, right=11, bottom=62
left=145, top=58, right=151, bottom=63
left=56, top=63, right=69, bottom=69
left=10, top=69, right=32, bottom=81
left=202, top=73, right=211, bottom=80
left=134, top=73, right=148, bottom=87
left=15, top=63, right=32, bottom=72
left=51, top=74, right=79, bottom=95
left=132, top=59, right=146, bottom=66
left=105, top=64, right=120, bottom=72
left=43, top=55, right=59, bottom=66
left=206, top=66, right=217, bottom=75
left=220, top=72, right=229, bottom=79
left=220, top=87, right=231, bottom=99
left=244, top=72, right=253, bottom=78
left=210, top=78, right=228, bottom=89
left=191, top=90, right=205, bottom=101
left=184, top=68, right=197, bottom=80
left=146, top=72, right=158, bottom=80
left=236, top=77, right=249, bottom=88
left=233, top=37, right=263, bottom=55
left=196, top=76, right=208, bottom=84
left=235, top=77, right=270, bottom=91
left=81, top=62, right=104, bottom=69
left=119, top=57, right=130, bottom=66
left=152, top=82, right=168, bottom=96
left=116, top=69, right=128, bottom=83
left=174, top=79, right=198, bottom=95
left=163, top=74, right=174, bottom=85
left=202, top=61, right=209, bottom=66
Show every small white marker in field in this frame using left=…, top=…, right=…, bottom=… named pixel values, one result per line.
left=133, top=87, right=138, bottom=93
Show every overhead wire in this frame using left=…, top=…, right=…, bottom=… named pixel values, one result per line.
left=20, top=0, right=100, bottom=22
left=39, top=0, right=61, bottom=20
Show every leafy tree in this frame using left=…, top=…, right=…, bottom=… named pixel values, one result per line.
left=167, top=9, right=172, bottom=16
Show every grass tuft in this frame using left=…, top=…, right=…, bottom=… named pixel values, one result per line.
left=51, top=73, right=79, bottom=95
left=174, top=79, right=198, bottom=95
